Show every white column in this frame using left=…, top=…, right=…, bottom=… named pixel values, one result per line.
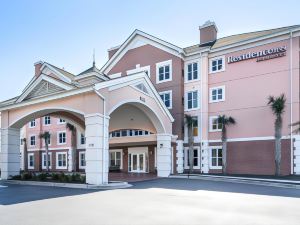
left=0, top=128, right=20, bottom=179
left=293, top=135, right=300, bottom=174
left=201, top=141, right=209, bottom=173
left=176, top=140, right=184, bottom=173
left=85, top=114, right=109, bottom=185
left=68, top=148, right=72, bottom=172
left=156, top=134, right=172, bottom=177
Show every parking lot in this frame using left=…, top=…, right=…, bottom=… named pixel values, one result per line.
left=1, top=178, right=300, bottom=225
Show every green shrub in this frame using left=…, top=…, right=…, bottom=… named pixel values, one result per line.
left=11, top=175, right=21, bottom=180
left=37, top=173, right=47, bottom=181
left=52, top=173, right=59, bottom=180
left=21, top=173, right=32, bottom=180
left=80, top=175, right=86, bottom=184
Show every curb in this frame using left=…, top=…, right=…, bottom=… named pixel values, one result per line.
left=3, top=180, right=133, bottom=189
left=169, top=175, right=300, bottom=189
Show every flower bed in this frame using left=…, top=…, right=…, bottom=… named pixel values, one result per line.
left=11, top=172, right=86, bottom=184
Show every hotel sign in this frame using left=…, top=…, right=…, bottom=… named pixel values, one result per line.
left=227, top=46, right=287, bottom=64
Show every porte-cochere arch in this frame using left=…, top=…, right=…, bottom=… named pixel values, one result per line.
left=0, top=69, right=175, bottom=185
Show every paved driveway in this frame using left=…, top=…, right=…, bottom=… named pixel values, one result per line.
left=1, top=178, right=300, bottom=225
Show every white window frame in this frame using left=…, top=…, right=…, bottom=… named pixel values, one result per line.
left=109, top=149, right=123, bottom=169
left=184, top=147, right=201, bottom=170
left=209, top=116, right=222, bottom=132
left=57, top=118, right=66, bottom=124
left=127, top=65, right=151, bottom=77
left=156, top=60, right=172, bottom=84
left=42, top=152, right=52, bottom=169
left=28, top=153, right=34, bottom=169
left=56, top=152, right=68, bottom=169
left=159, top=90, right=172, bottom=109
left=185, top=61, right=199, bottom=82
left=29, top=120, right=36, bottom=128
left=209, top=56, right=225, bottom=74
left=57, top=131, right=67, bottom=145
left=209, top=146, right=223, bottom=169
left=185, top=90, right=199, bottom=111
left=209, top=86, right=225, bottom=103
left=44, top=116, right=51, bottom=126
left=30, top=135, right=36, bottom=146
left=79, top=152, right=86, bottom=169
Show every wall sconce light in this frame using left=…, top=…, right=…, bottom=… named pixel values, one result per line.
left=160, top=143, right=163, bottom=148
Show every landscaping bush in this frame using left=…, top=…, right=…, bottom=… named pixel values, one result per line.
left=51, top=173, right=59, bottom=180
left=11, top=175, right=21, bottom=180
left=37, top=173, right=48, bottom=181
left=21, top=172, right=32, bottom=180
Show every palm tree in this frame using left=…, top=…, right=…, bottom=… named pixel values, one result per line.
left=185, top=114, right=195, bottom=174
left=66, top=122, right=77, bottom=172
left=217, top=115, right=236, bottom=175
left=268, top=94, right=286, bottom=176
left=39, top=131, right=51, bottom=172
left=22, top=138, right=27, bottom=171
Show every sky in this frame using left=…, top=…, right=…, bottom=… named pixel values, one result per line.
left=0, top=0, right=299, bottom=101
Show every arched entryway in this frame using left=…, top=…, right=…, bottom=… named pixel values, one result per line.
left=0, top=70, right=175, bottom=185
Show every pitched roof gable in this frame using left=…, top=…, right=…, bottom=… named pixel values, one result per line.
left=100, top=29, right=184, bottom=74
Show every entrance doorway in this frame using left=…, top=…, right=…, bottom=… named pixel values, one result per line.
left=128, top=147, right=148, bottom=173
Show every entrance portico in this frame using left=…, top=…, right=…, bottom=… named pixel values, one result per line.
left=0, top=62, right=175, bottom=185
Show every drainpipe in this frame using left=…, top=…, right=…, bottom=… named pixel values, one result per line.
left=289, top=31, right=294, bottom=175
left=93, top=87, right=107, bottom=184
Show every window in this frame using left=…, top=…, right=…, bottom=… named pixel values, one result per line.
left=192, top=117, right=198, bottom=137
left=44, top=116, right=51, bottom=125
left=28, top=153, right=34, bottom=169
left=56, top=153, right=67, bottom=169
left=109, top=150, right=122, bottom=169
left=110, top=129, right=153, bottom=138
left=211, top=148, right=222, bottom=168
left=79, top=152, right=86, bottom=169
left=186, top=91, right=198, bottom=110
left=184, top=148, right=200, bottom=169
left=29, top=120, right=36, bottom=128
left=209, top=56, right=225, bottom=73
left=187, top=62, right=198, bottom=81
left=42, top=153, right=51, bottom=169
left=210, top=116, right=223, bottom=132
left=30, top=136, right=36, bottom=146
left=58, top=132, right=66, bottom=144
left=156, top=60, right=172, bottom=83
left=210, top=86, right=225, bottom=103
left=80, top=134, right=85, bottom=145
left=58, top=118, right=66, bottom=124
left=159, top=90, right=172, bottom=109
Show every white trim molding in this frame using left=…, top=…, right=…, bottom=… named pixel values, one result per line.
left=209, top=55, right=225, bottom=74
left=209, top=146, right=223, bottom=169
left=209, top=85, right=225, bottom=103
left=156, top=60, right=172, bottom=84
left=56, top=152, right=68, bottom=169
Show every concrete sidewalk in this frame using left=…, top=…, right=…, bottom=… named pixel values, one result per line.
left=170, top=174, right=300, bottom=189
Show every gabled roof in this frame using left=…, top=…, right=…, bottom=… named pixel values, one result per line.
left=100, top=29, right=184, bottom=74
left=76, top=63, right=110, bottom=82
left=183, top=24, right=300, bottom=54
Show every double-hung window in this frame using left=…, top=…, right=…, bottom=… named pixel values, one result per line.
left=187, top=62, right=198, bottom=81
left=28, top=153, right=34, bottom=169
left=209, top=116, right=222, bottom=132
left=56, top=153, right=67, bottom=169
left=30, top=135, right=36, bottom=146
left=58, top=118, right=66, bottom=124
left=42, top=153, right=51, bottom=169
left=80, top=134, right=85, bottom=145
left=186, top=91, right=198, bottom=110
left=44, top=116, right=51, bottom=125
left=211, top=148, right=222, bottom=168
left=210, top=56, right=225, bottom=73
left=109, top=150, right=122, bottom=169
left=159, top=90, right=172, bottom=109
left=58, top=132, right=66, bottom=144
left=156, top=60, right=172, bottom=83
left=79, top=152, right=86, bottom=169
left=29, top=120, right=36, bottom=128
left=210, top=86, right=225, bottom=103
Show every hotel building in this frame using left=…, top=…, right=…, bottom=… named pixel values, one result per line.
left=1, top=21, right=300, bottom=184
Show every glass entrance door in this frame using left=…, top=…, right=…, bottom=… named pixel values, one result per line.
left=129, top=153, right=145, bottom=173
